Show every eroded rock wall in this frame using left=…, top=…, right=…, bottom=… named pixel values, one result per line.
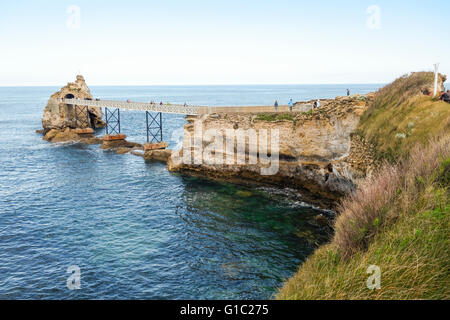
left=168, top=95, right=375, bottom=207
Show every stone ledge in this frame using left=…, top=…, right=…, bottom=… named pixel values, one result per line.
left=74, top=128, right=94, bottom=134
left=102, top=134, right=127, bottom=141
left=144, top=141, right=169, bottom=151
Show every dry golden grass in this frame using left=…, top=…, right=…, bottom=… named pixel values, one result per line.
left=334, top=135, right=449, bottom=258
left=358, top=72, right=450, bottom=161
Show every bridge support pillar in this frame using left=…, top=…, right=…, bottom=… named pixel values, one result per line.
left=145, top=111, right=162, bottom=143
left=103, top=107, right=126, bottom=140
left=74, top=105, right=90, bottom=128
left=144, top=111, right=166, bottom=150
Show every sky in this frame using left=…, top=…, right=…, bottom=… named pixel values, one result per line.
left=0, top=0, right=449, bottom=86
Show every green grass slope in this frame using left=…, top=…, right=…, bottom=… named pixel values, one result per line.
left=358, top=72, right=449, bottom=161
left=277, top=72, right=450, bottom=300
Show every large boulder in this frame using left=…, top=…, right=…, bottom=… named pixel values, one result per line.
left=42, top=127, right=102, bottom=144
left=42, top=75, right=105, bottom=131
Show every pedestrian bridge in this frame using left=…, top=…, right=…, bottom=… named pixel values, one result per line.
left=55, top=98, right=298, bottom=115
left=58, top=98, right=201, bottom=115
left=53, top=98, right=306, bottom=144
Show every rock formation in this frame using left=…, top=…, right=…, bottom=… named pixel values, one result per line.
left=42, top=127, right=102, bottom=144
left=168, top=94, right=375, bottom=208
left=41, top=75, right=105, bottom=132
left=100, top=138, right=143, bottom=153
left=143, top=149, right=172, bottom=162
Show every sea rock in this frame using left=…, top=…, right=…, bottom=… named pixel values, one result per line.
left=84, top=137, right=103, bottom=145
left=131, top=150, right=145, bottom=158
left=116, top=147, right=133, bottom=154
left=143, top=149, right=172, bottom=162
left=144, top=141, right=169, bottom=151
left=42, top=127, right=102, bottom=144
left=41, top=75, right=106, bottom=131
left=51, top=128, right=80, bottom=143
left=100, top=139, right=143, bottom=150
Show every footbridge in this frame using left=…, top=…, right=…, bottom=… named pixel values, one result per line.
left=52, top=98, right=300, bottom=147
left=60, top=98, right=201, bottom=115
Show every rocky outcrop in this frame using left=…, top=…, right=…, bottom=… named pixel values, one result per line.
left=168, top=94, right=375, bottom=208
left=43, top=127, right=102, bottom=144
left=100, top=139, right=143, bottom=151
left=144, top=149, right=172, bottom=162
left=41, top=75, right=105, bottom=131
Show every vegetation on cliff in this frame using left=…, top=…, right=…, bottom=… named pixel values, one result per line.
left=278, top=72, right=450, bottom=300
left=255, top=113, right=294, bottom=122
left=358, top=72, right=449, bottom=161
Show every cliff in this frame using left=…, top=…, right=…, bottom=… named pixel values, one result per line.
left=168, top=94, right=375, bottom=208
left=278, top=72, right=450, bottom=300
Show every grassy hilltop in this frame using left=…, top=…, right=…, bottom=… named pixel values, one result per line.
left=278, top=72, right=450, bottom=300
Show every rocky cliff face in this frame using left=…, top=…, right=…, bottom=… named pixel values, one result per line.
left=42, top=75, right=105, bottom=131
left=168, top=95, right=375, bottom=208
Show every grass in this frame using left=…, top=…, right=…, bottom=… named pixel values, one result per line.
left=277, top=72, right=450, bottom=300
left=278, top=136, right=450, bottom=299
left=357, top=72, right=450, bottom=161
left=255, top=113, right=294, bottom=122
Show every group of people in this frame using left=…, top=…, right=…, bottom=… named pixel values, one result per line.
left=273, top=89, right=352, bottom=111
left=125, top=100, right=190, bottom=106
left=149, top=101, right=165, bottom=105
left=273, top=98, right=320, bottom=111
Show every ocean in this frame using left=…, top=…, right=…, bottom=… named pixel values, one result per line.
left=0, top=84, right=382, bottom=299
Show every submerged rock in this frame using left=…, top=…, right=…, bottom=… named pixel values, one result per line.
left=100, top=139, right=143, bottom=150
left=116, top=147, right=133, bottom=154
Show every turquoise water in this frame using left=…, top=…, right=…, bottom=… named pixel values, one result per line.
left=0, top=84, right=382, bottom=299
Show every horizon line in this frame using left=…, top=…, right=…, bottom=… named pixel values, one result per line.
left=0, top=82, right=388, bottom=88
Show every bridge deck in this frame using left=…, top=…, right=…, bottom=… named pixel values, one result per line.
left=55, top=98, right=306, bottom=115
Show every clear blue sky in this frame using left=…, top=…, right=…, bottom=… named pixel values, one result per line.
left=1, top=0, right=449, bottom=85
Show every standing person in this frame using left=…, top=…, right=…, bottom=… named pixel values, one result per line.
left=274, top=100, right=279, bottom=112
left=316, top=99, right=321, bottom=108
left=346, top=89, right=350, bottom=96
left=288, top=99, right=294, bottom=112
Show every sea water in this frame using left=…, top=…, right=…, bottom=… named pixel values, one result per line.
left=0, top=84, right=382, bottom=299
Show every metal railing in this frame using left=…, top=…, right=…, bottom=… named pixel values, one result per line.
left=52, top=98, right=313, bottom=115
left=55, top=98, right=200, bottom=115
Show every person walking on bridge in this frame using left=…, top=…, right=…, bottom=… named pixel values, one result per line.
left=274, top=100, right=279, bottom=112
left=288, top=99, right=294, bottom=112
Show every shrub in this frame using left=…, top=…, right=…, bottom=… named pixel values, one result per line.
left=255, top=113, right=294, bottom=122
left=334, top=135, right=450, bottom=258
